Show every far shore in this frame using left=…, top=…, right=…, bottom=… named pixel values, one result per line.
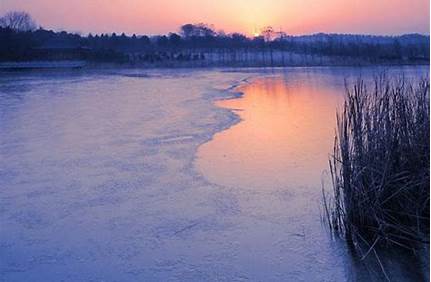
left=0, top=60, right=429, bottom=71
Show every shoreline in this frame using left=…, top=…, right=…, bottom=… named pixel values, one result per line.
left=0, top=60, right=429, bottom=71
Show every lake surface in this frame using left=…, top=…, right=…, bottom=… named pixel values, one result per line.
left=196, top=66, right=429, bottom=281
left=197, top=72, right=342, bottom=189
left=0, top=67, right=428, bottom=281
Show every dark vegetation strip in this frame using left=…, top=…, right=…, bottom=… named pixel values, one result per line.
left=0, top=11, right=429, bottom=66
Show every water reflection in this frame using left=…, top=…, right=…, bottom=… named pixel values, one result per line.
left=197, top=75, right=342, bottom=189
left=196, top=68, right=429, bottom=281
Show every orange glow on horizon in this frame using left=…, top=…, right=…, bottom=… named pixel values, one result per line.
left=0, top=0, right=429, bottom=35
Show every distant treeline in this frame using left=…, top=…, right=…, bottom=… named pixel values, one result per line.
left=0, top=11, right=429, bottom=67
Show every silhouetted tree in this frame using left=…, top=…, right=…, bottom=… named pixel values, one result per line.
left=0, top=11, right=37, bottom=31
left=261, top=26, right=274, bottom=42
left=168, top=33, right=181, bottom=46
left=180, top=23, right=215, bottom=38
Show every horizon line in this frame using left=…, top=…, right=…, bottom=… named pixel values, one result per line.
left=28, top=26, right=431, bottom=38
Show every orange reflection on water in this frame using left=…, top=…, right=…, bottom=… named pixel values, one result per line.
left=196, top=76, right=343, bottom=190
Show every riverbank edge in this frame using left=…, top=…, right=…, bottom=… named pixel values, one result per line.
left=0, top=60, right=429, bottom=71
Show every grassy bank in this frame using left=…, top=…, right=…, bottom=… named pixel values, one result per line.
left=323, top=75, right=430, bottom=259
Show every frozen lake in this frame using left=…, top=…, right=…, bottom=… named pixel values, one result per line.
left=0, top=67, right=428, bottom=281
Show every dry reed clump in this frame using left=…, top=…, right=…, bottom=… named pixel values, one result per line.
left=323, top=75, right=430, bottom=254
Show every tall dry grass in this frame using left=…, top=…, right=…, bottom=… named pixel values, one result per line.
left=324, top=75, right=430, bottom=255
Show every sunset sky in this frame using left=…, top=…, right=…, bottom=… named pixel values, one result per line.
left=0, top=0, right=429, bottom=36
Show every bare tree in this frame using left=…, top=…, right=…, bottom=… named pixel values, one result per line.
left=261, top=26, right=274, bottom=66
left=261, top=26, right=274, bottom=42
left=0, top=11, right=37, bottom=31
